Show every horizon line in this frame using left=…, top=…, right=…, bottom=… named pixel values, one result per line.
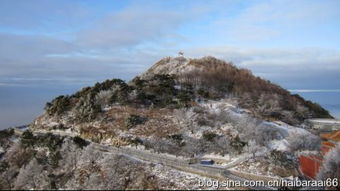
left=289, top=89, right=340, bottom=93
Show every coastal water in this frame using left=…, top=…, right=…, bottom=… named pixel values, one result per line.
left=0, top=85, right=81, bottom=130
left=290, top=91, right=340, bottom=120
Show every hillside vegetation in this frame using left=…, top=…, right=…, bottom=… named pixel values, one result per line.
left=44, top=74, right=193, bottom=123
left=5, top=56, right=334, bottom=188
left=35, top=56, right=330, bottom=161
left=176, top=57, right=332, bottom=124
left=0, top=130, right=210, bottom=189
left=44, top=56, right=331, bottom=125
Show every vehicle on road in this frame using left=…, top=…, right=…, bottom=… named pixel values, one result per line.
left=200, top=159, right=215, bottom=165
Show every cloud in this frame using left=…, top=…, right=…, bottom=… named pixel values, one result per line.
left=208, top=0, right=340, bottom=42
left=0, top=82, right=11, bottom=86
left=0, top=1, right=208, bottom=86
left=0, top=33, right=76, bottom=77
left=75, top=3, right=203, bottom=49
left=0, top=0, right=339, bottom=91
left=0, top=31, right=164, bottom=85
left=185, top=46, right=340, bottom=89
left=1, top=31, right=340, bottom=90
left=0, top=33, right=74, bottom=59
left=0, top=0, right=91, bottom=31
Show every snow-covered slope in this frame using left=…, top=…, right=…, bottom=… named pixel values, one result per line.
left=140, top=56, right=195, bottom=79
left=13, top=55, right=328, bottom=189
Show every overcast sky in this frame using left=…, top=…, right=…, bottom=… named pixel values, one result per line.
left=1, top=0, right=340, bottom=89
left=1, top=0, right=340, bottom=128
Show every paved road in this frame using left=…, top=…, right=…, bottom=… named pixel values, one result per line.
left=30, top=129, right=277, bottom=190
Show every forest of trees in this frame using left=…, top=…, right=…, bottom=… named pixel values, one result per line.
left=44, top=56, right=332, bottom=125
left=177, top=57, right=332, bottom=124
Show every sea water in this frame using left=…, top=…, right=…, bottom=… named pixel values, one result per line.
left=291, top=91, right=340, bottom=119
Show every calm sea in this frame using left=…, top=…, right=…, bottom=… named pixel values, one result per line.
left=0, top=85, right=81, bottom=130
left=290, top=91, right=340, bottom=120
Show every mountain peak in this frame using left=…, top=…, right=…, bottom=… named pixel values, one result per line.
left=140, top=56, right=233, bottom=79
left=140, top=56, right=191, bottom=79
left=38, top=55, right=331, bottom=128
left=137, top=55, right=332, bottom=124
left=4, top=55, right=332, bottom=190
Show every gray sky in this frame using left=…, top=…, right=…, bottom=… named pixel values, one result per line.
left=0, top=0, right=340, bottom=128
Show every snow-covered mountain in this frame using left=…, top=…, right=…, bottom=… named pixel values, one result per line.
left=0, top=56, right=333, bottom=189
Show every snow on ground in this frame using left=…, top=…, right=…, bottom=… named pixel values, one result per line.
left=263, top=121, right=315, bottom=152
left=50, top=129, right=78, bottom=137
left=199, top=99, right=239, bottom=114
left=102, top=106, right=112, bottom=112
left=231, top=156, right=298, bottom=179
left=201, top=153, right=231, bottom=162
left=186, top=130, right=203, bottom=139
left=231, top=162, right=283, bottom=179
left=269, top=139, right=290, bottom=151
left=46, top=121, right=59, bottom=128
left=141, top=56, right=196, bottom=79
left=262, top=121, right=310, bottom=136
left=203, top=99, right=313, bottom=141
left=31, top=94, right=316, bottom=181
left=34, top=128, right=78, bottom=137
left=9, top=136, right=20, bottom=143
left=200, top=99, right=313, bottom=152
left=151, top=163, right=227, bottom=190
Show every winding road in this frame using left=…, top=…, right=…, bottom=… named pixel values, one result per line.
left=22, top=128, right=277, bottom=190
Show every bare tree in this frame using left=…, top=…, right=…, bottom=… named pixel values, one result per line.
left=286, top=133, right=320, bottom=152
left=244, top=140, right=263, bottom=158
left=95, top=90, right=114, bottom=110
left=174, top=108, right=198, bottom=134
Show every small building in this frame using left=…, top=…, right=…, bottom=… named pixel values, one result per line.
left=320, top=130, right=340, bottom=155
left=299, top=154, right=322, bottom=179
left=200, top=159, right=214, bottom=165
left=299, top=130, right=340, bottom=179
left=306, top=119, right=340, bottom=132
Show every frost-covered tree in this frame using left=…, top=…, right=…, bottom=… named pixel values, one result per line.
left=280, top=110, right=298, bottom=125
left=95, top=90, right=114, bottom=110
left=244, top=139, right=265, bottom=158
left=317, top=143, right=340, bottom=188
left=225, top=100, right=291, bottom=147
left=286, top=132, right=320, bottom=152
left=128, top=89, right=138, bottom=102
left=253, top=124, right=282, bottom=146
left=256, top=94, right=281, bottom=117
left=295, top=104, right=309, bottom=119
left=174, top=108, right=198, bottom=134
left=74, top=94, right=101, bottom=122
